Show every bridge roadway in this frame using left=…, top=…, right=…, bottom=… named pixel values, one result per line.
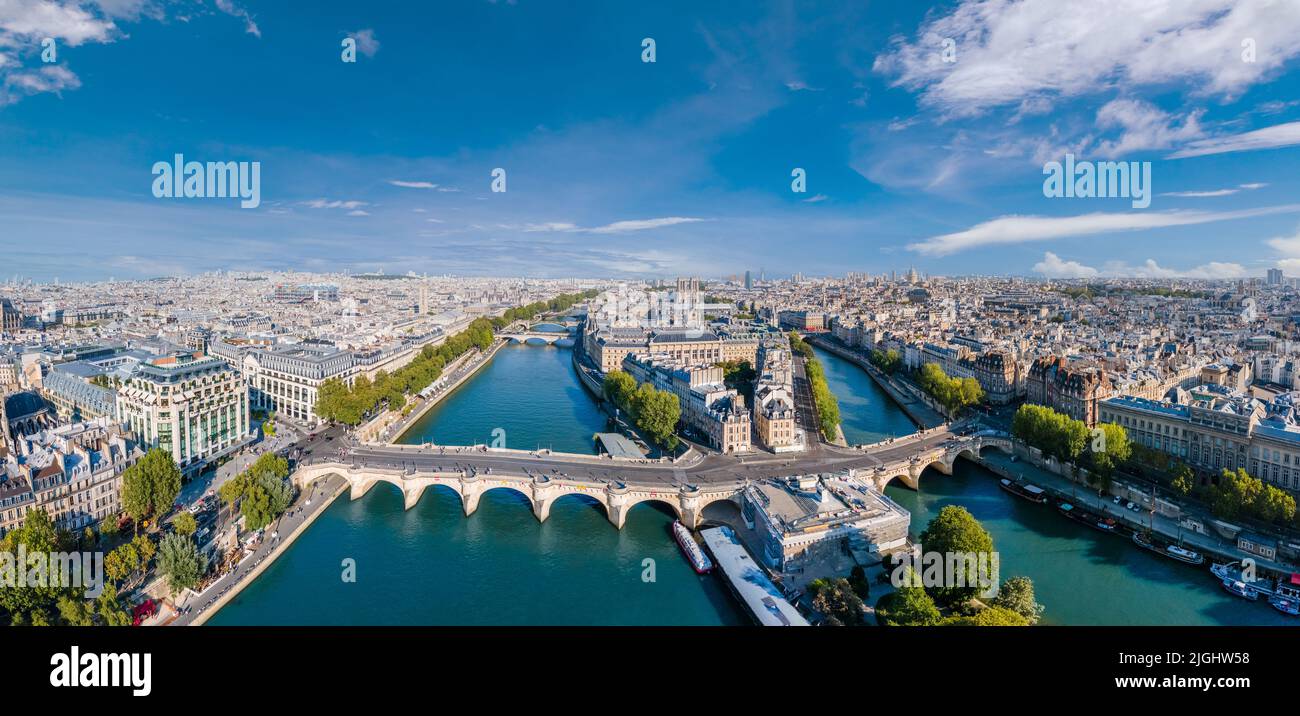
left=291, top=423, right=1013, bottom=528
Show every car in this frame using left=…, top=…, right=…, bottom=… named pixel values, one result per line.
left=1125, top=501, right=1136, bottom=510
left=1128, top=503, right=1142, bottom=512
left=1113, top=495, right=1122, bottom=504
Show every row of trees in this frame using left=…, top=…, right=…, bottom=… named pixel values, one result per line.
left=315, top=291, right=598, bottom=426
left=602, top=370, right=682, bottom=450
left=1010, top=404, right=1132, bottom=483
left=874, top=506, right=1044, bottom=627
left=218, top=452, right=294, bottom=531
left=915, top=362, right=984, bottom=414
left=316, top=317, right=497, bottom=425
left=789, top=332, right=842, bottom=440
left=869, top=348, right=902, bottom=375
left=1205, top=467, right=1297, bottom=525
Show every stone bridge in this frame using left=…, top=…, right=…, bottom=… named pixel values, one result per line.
left=864, top=434, right=1014, bottom=492
left=499, top=332, right=572, bottom=344
left=293, top=462, right=741, bottom=529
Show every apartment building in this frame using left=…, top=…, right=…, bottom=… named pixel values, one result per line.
left=116, top=352, right=250, bottom=476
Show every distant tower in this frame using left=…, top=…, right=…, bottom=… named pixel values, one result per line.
left=744, top=270, right=753, bottom=290
left=418, top=286, right=428, bottom=315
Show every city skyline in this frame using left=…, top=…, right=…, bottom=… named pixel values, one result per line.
left=3, top=1, right=1300, bottom=282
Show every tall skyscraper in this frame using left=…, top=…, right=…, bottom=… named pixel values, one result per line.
left=1267, top=268, right=1284, bottom=286
left=744, top=270, right=752, bottom=289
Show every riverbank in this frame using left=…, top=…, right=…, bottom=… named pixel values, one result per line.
left=806, top=335, right=946, bottom=430
left=176, top=476, right=349, bottom=626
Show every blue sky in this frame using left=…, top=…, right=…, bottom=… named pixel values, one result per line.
left=4, top=0, right=1300, bottom=282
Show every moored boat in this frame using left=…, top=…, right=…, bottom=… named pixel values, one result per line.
left=1211, top=561, right=1276, bottom=596
left=1269, top=594, right=1300, bottom=615
left=1221, top=578, right=1259, bottom=601
left=1133, top=531, right=1204, bottom=565
left=1058, top=502, right=1119, bottom=534
left=672, top=520, right=714, bottom=574
left=999, top=478, right=1048, bottom=504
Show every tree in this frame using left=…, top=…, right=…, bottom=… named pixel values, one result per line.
left=157, top=532, right=208, bottom=597
left=942, top=605, right=1030, bottom=626
left=809, top=578, right=866, bottom=626
left=0, top=509, right=67, bottom=625
left=56, top=595, right=96, bottom=626
left=602, top=370, right=637, bottom=408
left=876, top=569, right=941, bottom=626
left=103, top=542, right=140, bottom=586
left=847, top=565, right=870, bottom=601
left=120, top=448, right=182, bottom=531
left=991, top=576, right=1044, bottom=624
left=919, top=506, right=996, bottom=606
left=1171, top=464, right=1195, bottom=496
left=219, top=452, right=294, bottom=530
left=634, top=386, right=682, bottom=449
left=172, top=511, right=198, bottom=537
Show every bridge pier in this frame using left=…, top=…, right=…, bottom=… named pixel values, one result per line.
left=460, top=475, right=483, bottom=516
left=606, top=484, right=630, bottom=530
left=403, top=484, right=424, bottom=511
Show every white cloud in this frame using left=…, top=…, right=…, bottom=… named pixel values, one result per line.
left=1033, top=252, right=1097, bottom=278
left=1094, top=98, right=1202, bottom=157
left=910, top=205, right=1300, bottom=256
left=214, top=0, right=259, bottom=38
left=1167, top=121, right=1300, bottom=159
left=874, top=0, right=1300, bottom=116
left=346, top=209, right=370, bottom=217
left=1033, top=252, right=1246, bottom=279
left=587, top=217, right=705, bottom=234
left=388, top=180, right=437, bottom=189
left=802, top=194, right=828, bottom=203
left=1161, top=183, right=1267, bottom=198
left=0, top=0, right=117, bottom=45
left=348, top=28, right=379, bottom=57
left=303, top=199, right=368, bottom=210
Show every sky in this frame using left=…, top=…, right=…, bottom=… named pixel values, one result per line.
left=3, top=0, right=1300, bottom=282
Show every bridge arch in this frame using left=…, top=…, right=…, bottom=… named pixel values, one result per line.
left=537, top=490, right=609, bottom=523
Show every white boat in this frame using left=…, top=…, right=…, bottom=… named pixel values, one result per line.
left=672, top=520, right=714, bottom=574
left=1164, top=544, right=1205, bottom=566
left=1269, top=594, right=1300, bottom=616
left=1211, top=562, right=1276, bottom=596
left=1221, top=578, right=1259, bottom=601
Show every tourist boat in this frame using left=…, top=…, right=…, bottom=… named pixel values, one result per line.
left=1270, top=583, right=1300, bottom=615
left=1132, top=531, right=1205, bottom=566
left=999, top=478, right=1048, bottom=504
left=1221, top=578, right=1259, bottom=601
left=1211, top=562, right=1276, bottom=596
left=672, top=520, right=714, bottom=574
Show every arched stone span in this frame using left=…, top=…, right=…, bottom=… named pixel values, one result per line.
left=537, top=490, right=609, bottom=522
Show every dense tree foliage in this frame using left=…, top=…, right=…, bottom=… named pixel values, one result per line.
left=875, top=568, right=941, bottom=627
left=942, top=605, right=1030, bottom=626
left=915, top=362, right=984, bottom=414
left=219, top=452, right=294, bottom=530
left=172, top=511, right=198, bottom=537
left=715, top=359, right=756, bottom=398
left=157, top=532, right=208, bottom=597
left=1011, top=404, right=1091, bottom=463
left=602, top=371, right=681, bottom=450
left=991, top=575, right=1044, bottom=624
left=869, top=348, right=902, bottom=374
left=918, top=506, right=996, bottom=607
left=808, top=577, right=866, bottom=626
left=1206, top=467, right=1297, bottom=525
left=120, top=448, right=182, bottom=529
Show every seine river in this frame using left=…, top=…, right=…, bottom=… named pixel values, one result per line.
left=210, top=341, right=1294, bottom=625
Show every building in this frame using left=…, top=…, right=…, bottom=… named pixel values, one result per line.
left=972, top=350, right=1019, bottom=404
left=42, top=364, right=117, bottom=423
left=1026, top=356, right=1112, bottom=426
left=272, top=283, right=340, bottom=303
left=115, top=352, right=251, bottom=477
left=1267, top=268, right=1284, bottom=286
left=241, top=343, right=355, bottom=424
left=0, top=298, right=21, bottom=333
left=741, top=472, right=911, bottom=573
left=753, top=343, right=800, bottom=452
left=621, top=353, right=751, bottom=453
left=0, top=418, right=141, bottom=536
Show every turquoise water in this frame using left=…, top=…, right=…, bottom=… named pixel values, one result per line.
left=211, top=341, right=1296, bottom=626
left=210, top=343, right=745, bottom=625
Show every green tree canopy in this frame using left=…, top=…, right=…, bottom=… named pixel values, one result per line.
left=991, top=575, right=1044, bottom=624
left=919, top=506, right=996, bottom=606
left=120, top=448, right=182, bottom=529
left=157, top=532, right=208, bottom=597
